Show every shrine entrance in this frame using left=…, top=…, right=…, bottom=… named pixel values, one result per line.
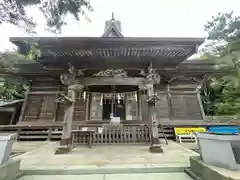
left=102, top=99, right=125, bottom=120
left=88, top=85, right=138, bottom=121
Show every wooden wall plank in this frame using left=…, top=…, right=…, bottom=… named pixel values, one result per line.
left=139, top=93, right=148, bottom=122
left=89, top=94, right=102, bottom=120
left=125, top=93, right=138, bottom=120
left=155, top=93, right=170, bottom=122
left=22, top=84, right=60, bottom=124
left=171, top=93, right=202, bottom=120
left=73, top=94, right=86, bottom=121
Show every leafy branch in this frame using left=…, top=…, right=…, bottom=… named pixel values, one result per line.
left=0, top=0, right=93, bottom=33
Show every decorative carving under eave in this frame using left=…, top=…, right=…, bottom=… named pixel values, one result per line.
left=69, top=84, right=84, bottom=91
left=60, top=73, right=75, bottom=85
left=196, top=74, right=210, bottom=91
left=146, top=94, right=161, bottom=104
left=60, top=63, right=85, bottom=86
left=93, top=69, right=128, bottom=77
left=68, top=62, right=84, bottom=77
left=168, top=76, right=201, bottom=84
left=55, top=94, right=73, bottom=106
left=139, top=63, right=161, bottom=90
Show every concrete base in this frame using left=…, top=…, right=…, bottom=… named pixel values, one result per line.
left=149, top=146, right=163, bottom=153
left=149, top=137, right=163, bottom=153
left=188, top=156, right=239, bottom=180
left=0, top=159, right=22, bottom=180
left=59, top=137, right=72, bottom=146
left=0, top=133, right=17, bottom=165
left=196, top=132, right=240, bottom=170
left=55, top=145, right=71, bottom=155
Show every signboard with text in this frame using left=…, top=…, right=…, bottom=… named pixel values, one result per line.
left=175, top=127, right=206, bottom=135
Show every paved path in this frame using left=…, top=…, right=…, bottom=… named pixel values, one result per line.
left=12, top=142, right=49, bottom=153
left=12, top=141, right=197, bottom=171
left=18, top=173, right=193, bottom=180
left=13, top=141, right=196, bottom=180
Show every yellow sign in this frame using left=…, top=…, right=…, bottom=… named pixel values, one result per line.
left=174, top=127, right=206, bottom=135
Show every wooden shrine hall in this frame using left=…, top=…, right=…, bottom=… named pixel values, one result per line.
left=8, top=15, right=215, bottom=152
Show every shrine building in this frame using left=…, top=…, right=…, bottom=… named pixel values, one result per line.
left=8, top=15, right=215, bottom=145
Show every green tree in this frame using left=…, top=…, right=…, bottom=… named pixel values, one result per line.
left=203, top=12, right=240, bottom=116
left=0, top=52, right=28, bottom=100
left=0, top=0, right=93, bottom=33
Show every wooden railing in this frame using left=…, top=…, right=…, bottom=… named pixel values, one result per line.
left=0, top=125, right=62, bottom=141
left=0, top=124, right=150, bottom=144
left=2, top=122, right=234, bottom=142
left=72, top=124, right=150, bottom=144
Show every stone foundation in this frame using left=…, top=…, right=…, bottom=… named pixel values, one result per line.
left=55, top=145, right=72, bottom=155
left=187, top=156, right=239, bottom=180
left=60, top=137, right=72, bottom=146
left=0, top=159, right=22, bottom=180
left=149, top=137, right=163, bottom=153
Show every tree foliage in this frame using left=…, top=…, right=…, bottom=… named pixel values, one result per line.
left=0, top=52, right=28, bottom=100
left=0, top=0, right=93, bottom=33
left=203, top=12, right=240, bottom=116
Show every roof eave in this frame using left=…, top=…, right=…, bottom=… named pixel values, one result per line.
left=10, top=37, right=204, bottom=46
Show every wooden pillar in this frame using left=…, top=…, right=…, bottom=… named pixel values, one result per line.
left=197, top=88, right=206, bottom=120
left=167, top=84, right=173, bottom=120
left=9, top=108, right=17, bottom=125
left=59, top=92, right=75, bottom=146
left=18, top=87, right=29, bottom=123
left=125, top=95, right=131, bottom=120
left=124, top=94, right=128, bottom=120
left=138, top=90, right=142, bottom=121
left=56, top=85, right=83, bottom=154
left=140, top=92, right=148, bottom=123
left=53, top=85, right=61, bottom=122
left=85, top=92, right=90, bottom=121
left=147, top=84, right=163, bottom=153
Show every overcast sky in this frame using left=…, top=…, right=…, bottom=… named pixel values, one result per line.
left=0, top=0, right=239, bottom=51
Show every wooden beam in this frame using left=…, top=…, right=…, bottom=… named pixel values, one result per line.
left=170, top=91, right=198, bottom=94
left=0, top=107, right=15, bottom=112
left=31, top=86, right=60, bottom=89
left=78, top=77, right=145, bottom=86
left=29, top=91, right=65, bottom=95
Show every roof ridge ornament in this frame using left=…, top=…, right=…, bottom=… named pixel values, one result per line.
left=102, top=12, right=123, bottom=37
left=111, top=12, right=115, bottom=21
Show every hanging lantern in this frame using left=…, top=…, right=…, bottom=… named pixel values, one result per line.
left=100, top=94, right=103, bottom=106
left=117, top=94, right=121, bottom=104
left=83, top=92, right=86, bottom=101
left=135, top=92, right=138, bottom=102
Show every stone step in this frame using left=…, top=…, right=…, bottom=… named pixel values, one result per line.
left=21, top=165, right=187, bottom=176
left=18, top=173, right=193, bottom=180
